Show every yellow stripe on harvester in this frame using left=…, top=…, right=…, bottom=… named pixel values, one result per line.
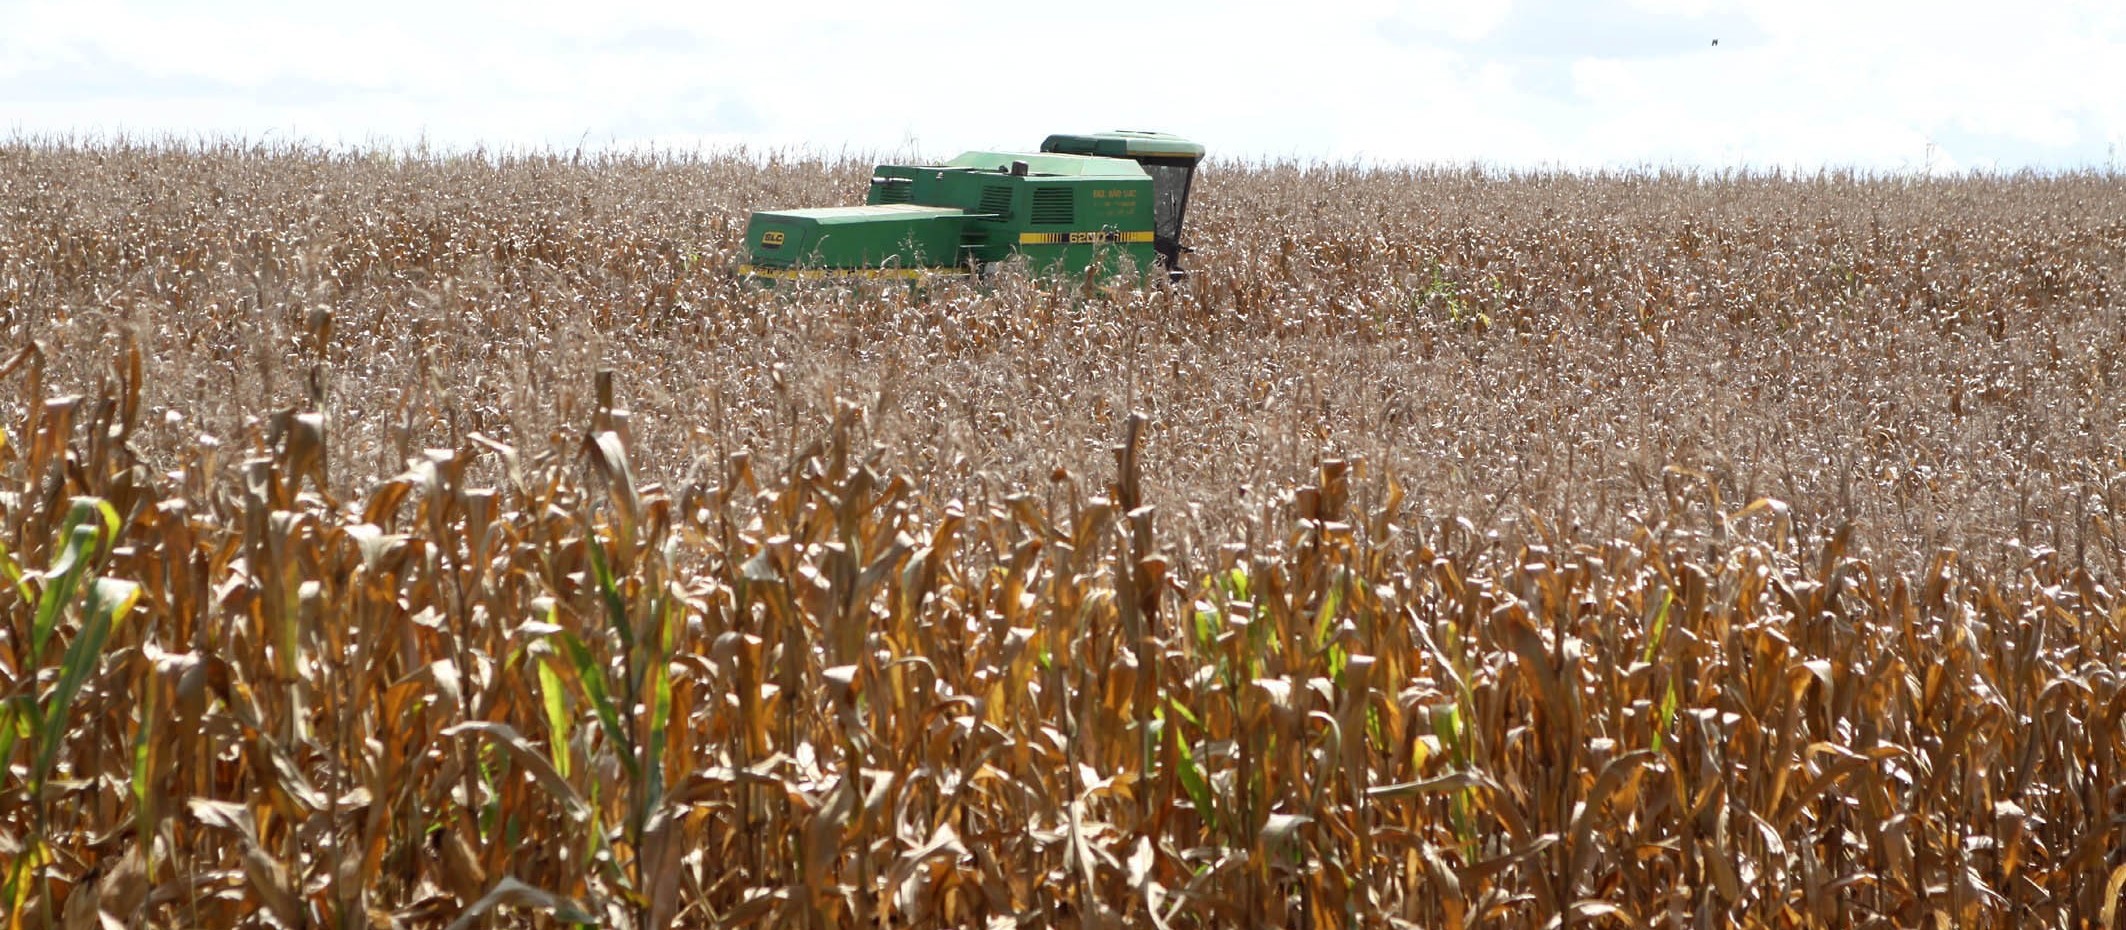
left=1018, top=230, right=1157, bottom=245
left=739, top=264, right=971, bottom=281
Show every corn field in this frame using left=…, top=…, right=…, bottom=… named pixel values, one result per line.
left=3, top=140, right=2126, bottom=927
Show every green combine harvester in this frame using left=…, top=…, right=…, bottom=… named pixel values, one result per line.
left=739, top=131, right=1204, bottom=283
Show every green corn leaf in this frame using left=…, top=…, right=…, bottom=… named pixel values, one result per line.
left=3, top=836, right=49, bottom=929
left=29, top=498, right=121, bottom=664
left=0, top=698, right=24, bottom=778
left=31, top=525, right=97, bottom=665
left=0, top=538, right=29, bottom=601
left=1640, top=590, right=1673, bottom=666
left=537, top=655, right=573, bottom=778
left=477, top=743, right=502, bottom=836
left=584, top=532, right=633, bottom=653
left=660, top=587, right=682, bottom=654
left=1653, top=680, right=1679, bottom=754
left=88, top=497, right=122, bottom=549
left=1313, top=567, right=1348, bottom=647
left=35, top=577, right=137, bottom=789
left=1172, top=721, right=1217, bottom=831
left=1165, top=695, right=1202, bottom=729
left=132, top=666, right=159, bottom=872
left=641, top=656, right=672, bottom=820
left=1433, top=702, right=1467, bottom=767
left=1244, top=597, right=1275, bottom=676
left=559, top=631, right=639, bottom=783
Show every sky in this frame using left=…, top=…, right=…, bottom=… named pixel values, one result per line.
left=2, top=0, right=2122, bottom=173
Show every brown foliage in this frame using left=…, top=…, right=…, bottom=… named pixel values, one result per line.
left=2, top=141, right=2125, bottom=927
left=5, top=141, right=2124, bottom=566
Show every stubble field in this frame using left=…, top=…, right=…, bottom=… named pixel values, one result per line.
left=2, top=140, right=2124, bottom=928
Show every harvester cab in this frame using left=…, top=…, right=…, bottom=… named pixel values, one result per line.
left=739, top=130, right=1205, bottom=284
left=1038, top=131, right=1203, bottom=274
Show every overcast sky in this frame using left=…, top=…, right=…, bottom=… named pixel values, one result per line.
left=3, top=0, right=2121, bottom=172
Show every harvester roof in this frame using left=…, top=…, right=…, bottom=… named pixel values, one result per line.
left=1039, top=131, right=1205, bottom=161
left=750, top=204, right=964, bottom=224
left=939, top=151, right=1148, bottom=177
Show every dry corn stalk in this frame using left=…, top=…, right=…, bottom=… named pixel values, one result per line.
left=2, top=349, right=2121, bottom=929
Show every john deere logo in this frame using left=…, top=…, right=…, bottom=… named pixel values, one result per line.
left=761, top=230, right=786, bottom=248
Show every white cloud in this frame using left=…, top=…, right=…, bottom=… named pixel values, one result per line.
left=1377, top=0, right=1518, bottom=44
left=1, top=0, right=2120, bottom=170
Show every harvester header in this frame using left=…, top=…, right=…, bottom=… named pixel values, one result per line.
left=740, top=131, right=1203, bottom=283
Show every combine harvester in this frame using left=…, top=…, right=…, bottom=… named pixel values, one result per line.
left=739, top=131, right=1204, bottom=283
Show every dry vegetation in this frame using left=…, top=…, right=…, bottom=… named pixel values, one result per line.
left=2, top=139, right=2125, bottom=928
